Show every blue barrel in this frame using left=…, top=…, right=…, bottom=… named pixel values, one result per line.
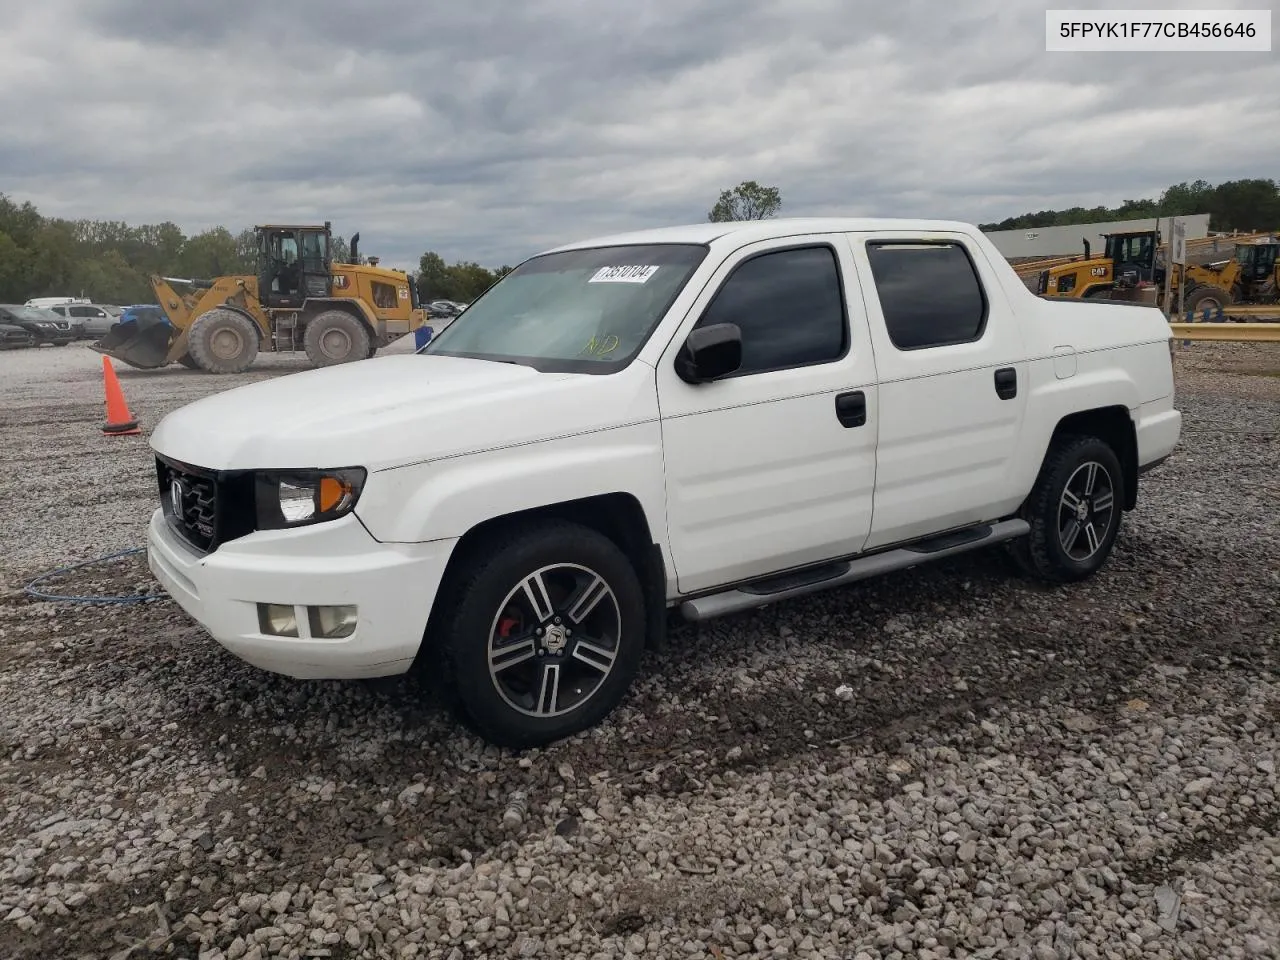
left=413, top=325, right=434, bottom=351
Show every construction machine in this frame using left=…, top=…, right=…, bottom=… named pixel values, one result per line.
left=1034, top=230, right=1163, bottom=300
left=91, top=223, right=427, bottom=373
left=1167, top=238, right=1280, bottom=316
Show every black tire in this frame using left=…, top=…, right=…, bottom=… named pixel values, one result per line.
left=1183, top=284, right=1231, bottom=318
left=436, top=520, right=646, bottom=749
left=1082, top=285, right=1112, bottom=299
left=1009, top=434, right=1124, bottom=584
left=177, top=352, right=199, bottom=369
left=187, top=308, right=260, bottom=374
left=303, top=309, right=371, bottom=367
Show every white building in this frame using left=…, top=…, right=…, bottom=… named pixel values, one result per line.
left=984, top=214, right=1212, bottom=259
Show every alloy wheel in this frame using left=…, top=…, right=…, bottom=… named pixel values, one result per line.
left=1058, top=461, right=1116, bottom=562
left=486, top=563, right=622, bottom=718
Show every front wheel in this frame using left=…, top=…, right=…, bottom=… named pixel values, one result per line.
left=1183, top=284, right=1231, bottom=319
left=1009, top=434, right=1124, bottom=584
left=439, top=521, right=646, bottom=748
left=187, top=308, right=260, bottom=374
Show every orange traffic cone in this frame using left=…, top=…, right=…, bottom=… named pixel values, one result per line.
left=101, top=357, right=141, bottom=436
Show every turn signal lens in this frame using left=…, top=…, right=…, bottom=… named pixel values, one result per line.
left=318, top=476, right=353, bottom=513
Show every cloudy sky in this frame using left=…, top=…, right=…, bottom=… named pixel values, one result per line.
left=1, top=0, right=1275, bottom=271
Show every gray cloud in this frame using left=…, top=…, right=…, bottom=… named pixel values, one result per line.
left=2, top=0, right=1275, bottom=271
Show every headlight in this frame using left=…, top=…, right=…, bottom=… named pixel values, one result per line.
left=254, top=468, right=366, bottom=530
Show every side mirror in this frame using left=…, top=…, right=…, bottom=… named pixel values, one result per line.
left=674, top=322, right=742, bottom=383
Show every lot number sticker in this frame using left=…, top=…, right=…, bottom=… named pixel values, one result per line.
left=589, top=265, right=659, bottom=284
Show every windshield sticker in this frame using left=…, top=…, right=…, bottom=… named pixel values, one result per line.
left=589, top=265, right=659, bottom=284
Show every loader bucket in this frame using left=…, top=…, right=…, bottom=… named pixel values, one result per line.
left=89, top=316, right=177, bottom=370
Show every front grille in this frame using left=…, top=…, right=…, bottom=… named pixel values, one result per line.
left=156, top=456, right=255, bottom=554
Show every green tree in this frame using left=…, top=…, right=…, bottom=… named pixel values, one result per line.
left=234, top=228, right=259, bottom=270
left=176, top=227, right=246, bottom=279
left=0, top=230, right=30, bottom=301
left=1212, top=178, right=1280, bottom=231
left=708, top=180, right=782, bottom=222
left=979, top=177, right=1280, bottom=233
left=331, top=235, right=351, bottom=265
left=1159, top=179, right=1215, bottom=217
left=417, top=251, right=453, bottom=300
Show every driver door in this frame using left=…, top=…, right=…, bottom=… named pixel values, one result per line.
left=656, top=235, right=880, bottom=594
left=260, top=231, right=303, bottom=308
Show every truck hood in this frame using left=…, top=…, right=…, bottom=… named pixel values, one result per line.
left=148, top=355, right=659, bottom=472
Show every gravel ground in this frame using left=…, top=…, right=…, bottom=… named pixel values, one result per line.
left=1, top=340, right=1277, bottom=960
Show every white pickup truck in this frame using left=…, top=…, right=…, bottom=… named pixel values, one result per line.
left=146, top=218, right=1181, bottom=747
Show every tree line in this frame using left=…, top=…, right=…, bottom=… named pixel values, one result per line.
left=978, top=178, right=1280, bottom=233
left=3, top=177, right=1274, bottom=306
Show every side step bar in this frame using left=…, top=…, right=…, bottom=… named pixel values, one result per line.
left=679, top=518, right=1030, bottom=622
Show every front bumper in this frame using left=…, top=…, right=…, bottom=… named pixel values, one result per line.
left=146, top=508, right=457, bottom=679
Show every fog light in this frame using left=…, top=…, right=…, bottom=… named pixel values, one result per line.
left=258, top=603, right=299, bottom=637
left=308, top=605, right=357, bottom=639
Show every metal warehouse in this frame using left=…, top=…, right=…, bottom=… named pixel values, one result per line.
left=985, top=213, right=1213, bottom=259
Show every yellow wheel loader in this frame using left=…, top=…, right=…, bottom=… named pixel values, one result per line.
left=90, top=223, right=427, bottom=373
left=1168, top=239, right=1280, bottom=317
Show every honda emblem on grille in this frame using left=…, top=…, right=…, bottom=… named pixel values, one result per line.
left=170, top=479, right=184, bottom=516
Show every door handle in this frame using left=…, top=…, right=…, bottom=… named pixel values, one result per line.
left=994, top=367, right=1017, bottom=400
left=835, top=390, right=866, bottom=427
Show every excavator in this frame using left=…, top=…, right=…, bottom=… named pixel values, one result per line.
left=91, top=223, right=427, bottom=373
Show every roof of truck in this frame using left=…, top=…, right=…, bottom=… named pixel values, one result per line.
left=542, top=217, right=982, bottom=254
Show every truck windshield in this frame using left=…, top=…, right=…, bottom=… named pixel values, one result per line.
left=423, top=243, right=708, bottom=373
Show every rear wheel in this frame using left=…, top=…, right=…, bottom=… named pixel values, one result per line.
left=303, top=309, right=371, bottom=367
left=187, top=308, right=260, bottom=374
left=1009, top=434, right=1124, bottom=584
left=437, top=521, right=646, bottom=748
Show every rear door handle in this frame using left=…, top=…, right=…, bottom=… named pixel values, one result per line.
left=835, top=390, right=866, bottom=427
left=994, top=367, right=1017, bottom=400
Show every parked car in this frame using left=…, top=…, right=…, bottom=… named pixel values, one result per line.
left=144, top=217, right=1181, bottom=748
left=427, top=300, right=463, bottom=318
left=24, top=296, right=87, bottom=309
left=117, top=304, right=167, bottom=327
left=0, top=305, right=78, bottom=345
left=0, top=318, right=35, bottom=349
left=48, top=302, right=118, bottom=338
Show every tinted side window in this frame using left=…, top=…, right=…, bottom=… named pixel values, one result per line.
left=865, top=241, right=987, bottom=350
left=697, top=245, right=846, bottom=374
left=69, top=306, right=91, bottom=317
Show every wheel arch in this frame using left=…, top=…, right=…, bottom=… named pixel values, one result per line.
left=1046, top=405, right=1138, bottom=510
left=419, top=492, right=668, bottom=667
